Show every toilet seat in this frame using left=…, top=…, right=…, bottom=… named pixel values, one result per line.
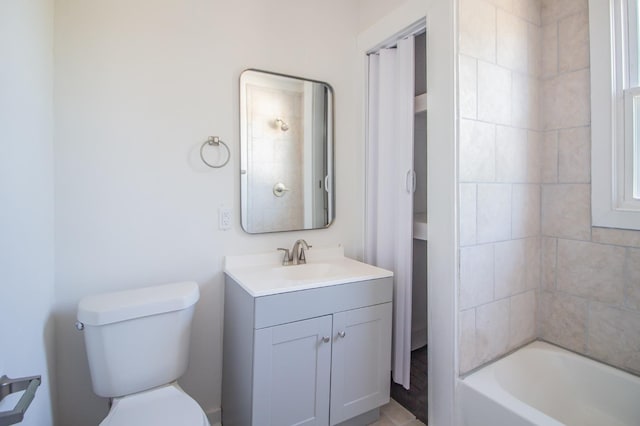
left=100, top=383, right=210, bottom=426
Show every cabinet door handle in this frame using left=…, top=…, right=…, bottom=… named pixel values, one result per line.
left=337, top=331, right=346, bottom=338
left=322, top=336, right=330, bottom=343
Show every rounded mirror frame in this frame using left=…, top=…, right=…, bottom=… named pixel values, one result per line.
left=239, top=69, right=335, bottom=234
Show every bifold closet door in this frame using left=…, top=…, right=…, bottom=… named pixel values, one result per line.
left=365, top=36, right=415, bottom=389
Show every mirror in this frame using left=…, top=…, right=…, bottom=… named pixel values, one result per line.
left=240, top=69, right=334, bottom=233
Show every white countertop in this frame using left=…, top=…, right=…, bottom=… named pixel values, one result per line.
left=224, top=246, right=393, bottom=297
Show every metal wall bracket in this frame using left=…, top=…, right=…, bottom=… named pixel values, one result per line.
left=0, top=375, right=41, bottom=426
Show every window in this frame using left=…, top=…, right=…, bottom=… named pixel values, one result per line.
left=591, top=0, right=640, bottom=229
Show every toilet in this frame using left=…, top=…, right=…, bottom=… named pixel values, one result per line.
left=77, top=281, right=210, bottom=426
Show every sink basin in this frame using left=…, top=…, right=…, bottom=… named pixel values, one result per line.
left=224, top=246, right=393, bottom=296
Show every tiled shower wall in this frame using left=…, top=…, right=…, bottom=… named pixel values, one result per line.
left=458, top=0, right=640, bottom=376
left=458, top=0, right=542, bottom=374
left=539, top=0, right=640, bottom=375
left=246, top=86, right=304, bottom=232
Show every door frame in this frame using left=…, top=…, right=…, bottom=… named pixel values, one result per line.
left=357, top=0, right=458, bottom=425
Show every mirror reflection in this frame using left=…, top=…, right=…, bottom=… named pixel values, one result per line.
left=240, top=69, right=334, bottom=233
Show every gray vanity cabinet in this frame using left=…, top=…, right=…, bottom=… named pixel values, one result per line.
left=222, top=275, right=393, bottom=426
left=253, top=315, right=332, bottom=426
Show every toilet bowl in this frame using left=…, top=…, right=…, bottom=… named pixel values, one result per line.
left=77, top=281, right=209, bottom=426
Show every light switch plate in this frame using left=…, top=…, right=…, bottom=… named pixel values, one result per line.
left=219, top=207, right=232, bottom=230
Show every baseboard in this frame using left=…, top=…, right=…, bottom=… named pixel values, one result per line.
left=206, top=407, right=221, bottom=426
left=411, top=326, right=427, bottom=351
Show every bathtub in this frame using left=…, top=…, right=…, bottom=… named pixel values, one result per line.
left=459, top=341, right=640, bottom=426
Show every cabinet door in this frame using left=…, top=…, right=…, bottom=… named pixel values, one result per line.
left=329, top=303, right=392, bottom=425
left=253, top=315, right=333, bottom=426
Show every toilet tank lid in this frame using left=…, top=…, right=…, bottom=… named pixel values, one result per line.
left=77, top=281, right=200, bottom=326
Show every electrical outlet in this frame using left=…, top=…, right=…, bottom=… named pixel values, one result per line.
left=219, top=207, right=232, bottom=230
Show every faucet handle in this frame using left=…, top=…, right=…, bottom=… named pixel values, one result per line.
left=297, top=241, right=311, bottom=264
left=277, top=248, right=292, bottom=266
left=298, top=248, right=307, bottom=264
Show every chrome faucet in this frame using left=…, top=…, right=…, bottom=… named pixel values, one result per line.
left=292, top=239, right=311, bottom=264
left=278, top=239, right=312, bottom=266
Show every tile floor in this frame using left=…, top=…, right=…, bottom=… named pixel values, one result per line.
left=368, top=399, right=426, bottom=426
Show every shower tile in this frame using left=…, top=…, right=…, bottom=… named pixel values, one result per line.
left=541, top=23, right=558, bottom=77
left=588, top=302, right=640, bottom=375
left=476, top=298, right=510, bottom=363
left=460, top=0, right=497, bottom=63
left=541, top=0, right=588, bottom=23
left=592, top=227, right=640, bottom=248
left=558, top=126, right=590, bottom=183
left=460, top=55, right=478, bottom=119
left=459, top=119, right=496, bottom=182
left=514, top=0, right=541, bottom=25
left=541, top=183, right=590, bottom=240
left=478, top=61, right=512, bottom=126
left=539, top=290, right=588, bottom=353
left=459, top=308, right=478, bottom=373
left=494, top=239, right=527, bottom=298
left=540, top=131, right=558, bottom=183
left=460, top=184, right=478, bottom=246
left=528, top=23, right=542, bottom=77
left=526, top=131, right=541, bottom=182
left=629, top=355, right=640, bottom=375
left=556, top=239, right=625, bottom=304
left=496, top=125, right=528, bottom=182
left=625, top=248, right=640, bottom=310
left=497, top=10, right=529, bottom=73
left=477, top=184, right=512, bottom=243
left=509, top=290, right=537, bottom=348
left=541, top=237, right=557, bottom=290
left=525, top=236, right=541, bottom=290
left=558, top=11, right=590, bottom=72
left=486, top=0, right=513, bottom=12
left=511, top=184, right=540, bottom=238
left=511, top=73, right=538, bottom=130
left=460, top=245, right=495, bottom=309
left=542, top=69, right=590, bottom=130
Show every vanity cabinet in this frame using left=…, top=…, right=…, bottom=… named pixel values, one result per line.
left=222, top=275, right=393, bottom=426
left=253, top=315, right=332, bottom=425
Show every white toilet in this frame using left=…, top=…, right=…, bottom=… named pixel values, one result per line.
left=77, top=281, right=210, bottom=426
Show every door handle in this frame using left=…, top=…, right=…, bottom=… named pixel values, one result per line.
left=405, top=170, right=416, bottom=194
left=273, top=182, right=290, bottom=197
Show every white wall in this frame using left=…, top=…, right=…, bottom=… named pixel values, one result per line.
left=0, top=1, right=56, bottom=424
left=357, top=0, right=411, bottom=32
left=53, top=1, right=363, bottom=424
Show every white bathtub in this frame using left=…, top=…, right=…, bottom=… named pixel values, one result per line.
left=459, top=341, right=640, bottom=426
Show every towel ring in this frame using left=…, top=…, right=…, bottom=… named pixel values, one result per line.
left=200, top=136, right=230, bottom=168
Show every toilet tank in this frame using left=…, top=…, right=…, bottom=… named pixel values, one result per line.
left=77, top=281, right=200, bottom=398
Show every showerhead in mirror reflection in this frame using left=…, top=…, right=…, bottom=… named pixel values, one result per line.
left=239, top=69, right=335, bottom=234
left=274, top=117, right=289, bottom=131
